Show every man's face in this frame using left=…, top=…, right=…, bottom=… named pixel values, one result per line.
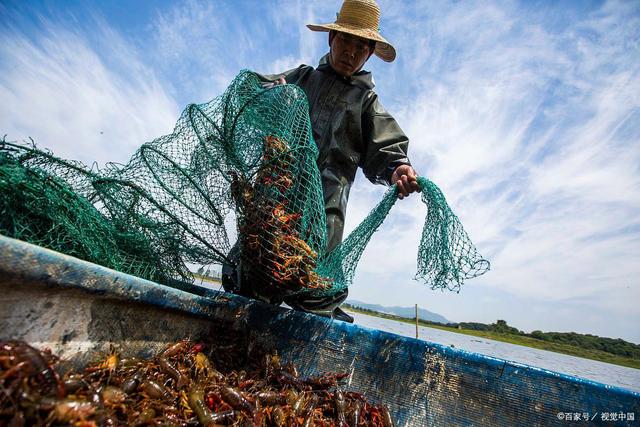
left=329, top=32, right=373, bottom=77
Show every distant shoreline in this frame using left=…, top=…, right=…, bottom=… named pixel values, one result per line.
left=343, top=305, right=640, bottom=370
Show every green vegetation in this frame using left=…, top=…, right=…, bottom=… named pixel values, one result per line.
left=342, top=304, right=640, bottom=370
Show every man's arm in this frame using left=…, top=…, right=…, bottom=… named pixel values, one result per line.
left=361, top=93, right=420, bottom=198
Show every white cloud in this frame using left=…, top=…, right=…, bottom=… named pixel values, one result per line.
left=147, top=0, right=334, bottom=103
left=345, top=0, right=640, bottom=342
left=0, top=19, right=178, bottom=166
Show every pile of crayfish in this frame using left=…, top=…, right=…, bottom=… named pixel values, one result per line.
left=1, top=339, right=394, bottom=426
left=231, top=135, right=332, bottom=295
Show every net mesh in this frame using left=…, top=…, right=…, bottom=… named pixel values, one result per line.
left=0, top=70, right=489, bottom=298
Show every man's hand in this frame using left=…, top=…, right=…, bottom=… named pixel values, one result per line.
left=261, top=76, right=286, bottom=89
left=391, top=165, right=420, bottom=199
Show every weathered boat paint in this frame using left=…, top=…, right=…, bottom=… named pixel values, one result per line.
left=1, top=235, right=638, bottom=426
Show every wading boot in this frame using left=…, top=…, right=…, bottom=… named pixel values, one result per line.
left=332, top=307, right=354, bottom=323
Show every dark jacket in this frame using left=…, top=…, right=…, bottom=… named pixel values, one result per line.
left=261, top=54, right=411, bottom=252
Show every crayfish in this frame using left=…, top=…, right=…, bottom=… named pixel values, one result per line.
left=230, top=135, right=333, bottom=296
left=1, top=339, right=396, bottom=426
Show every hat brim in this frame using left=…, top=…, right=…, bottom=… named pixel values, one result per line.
left=306, top=23, right=396, bottom=63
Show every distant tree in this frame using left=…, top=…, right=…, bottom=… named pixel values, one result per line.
left=490, top=320, right=521, bottom=335
left=520, top=330, right=640, bottom=359
left=459, top=322, right=490, bottom=331
left=492, top=320, right=508, bottom=332
left=530, top=330, right=544, bottom=340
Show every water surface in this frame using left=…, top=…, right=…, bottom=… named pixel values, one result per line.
left=348, top=311, right=640, bottom=393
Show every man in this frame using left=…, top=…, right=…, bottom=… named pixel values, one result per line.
left=224, top=0, right=420, bottom=322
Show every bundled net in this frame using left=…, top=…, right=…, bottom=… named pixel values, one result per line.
left=0, top=70, right=489, bottom=299
left=0, top=144, right=169, bottom=283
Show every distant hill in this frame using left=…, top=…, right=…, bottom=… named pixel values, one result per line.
left=345, top=299, right=449, bottom=324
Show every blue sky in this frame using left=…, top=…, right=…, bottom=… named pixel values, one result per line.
left=1, top=0, right=639, bottom=343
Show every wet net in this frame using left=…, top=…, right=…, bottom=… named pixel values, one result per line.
left=0, top=70, right=489, bottom=299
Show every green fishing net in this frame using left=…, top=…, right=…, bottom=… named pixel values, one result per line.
left=0, top=70, right=489, bottom=298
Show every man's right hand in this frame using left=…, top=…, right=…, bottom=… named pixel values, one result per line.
left=391, top=165, right=420, bottom=199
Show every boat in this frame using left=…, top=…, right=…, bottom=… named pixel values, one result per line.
left=1, top=234, right=638, bottom=426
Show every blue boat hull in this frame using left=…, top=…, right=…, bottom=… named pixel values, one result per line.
left=0, top=235, right=638, bottom=426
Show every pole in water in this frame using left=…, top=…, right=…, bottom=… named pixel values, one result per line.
left=415, top=304, right=419, bottom=339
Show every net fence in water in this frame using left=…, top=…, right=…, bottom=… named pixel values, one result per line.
left=0, top=70, right=489, bottom=299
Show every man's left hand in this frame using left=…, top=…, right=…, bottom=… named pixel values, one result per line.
left=261, top=76, right=286, bottom=89
left=391, top=165, right=420, bottom=199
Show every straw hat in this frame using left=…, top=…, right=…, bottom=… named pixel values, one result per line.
left=307, top=0, right=396, bottom=63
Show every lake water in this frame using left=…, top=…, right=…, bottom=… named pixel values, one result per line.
left=347, top=311, right=640, bottom=393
